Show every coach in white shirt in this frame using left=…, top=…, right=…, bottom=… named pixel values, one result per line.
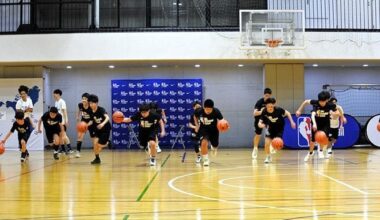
left=53, top=89, right=73, bottom=153
left=16, top=85, right=33, bottom=115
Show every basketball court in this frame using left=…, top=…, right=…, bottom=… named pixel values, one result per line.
left=1, top=148, right=380, bottom=219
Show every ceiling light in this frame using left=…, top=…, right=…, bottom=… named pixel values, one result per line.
left=66, top=66, right=72, bottom=69
left=152, top=65, right=158, bottom=68
left=363, top=64, right=369, bottom=67
left=108, top=65, right=115, bottom=69
left=238, top=64, right=244, bottom=67
left=312, top=64, right=318, bottom=67
left=194, top=64, right=201, bottom=68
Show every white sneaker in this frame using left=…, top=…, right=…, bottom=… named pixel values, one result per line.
left=149, top=158, right=156, bottom=166
left=156, top=145, right=162, bottom=153
left=252, top=148, right=258, bottom=159
left=264, top=156, right=272, bottom=164
left=304, top=151, right=314, bottom=162
left=326, top=148, right=333, bottom=158
left=203, top=158, right=209, bottom=166
left=318, top=151, right=325, bottom=159
left=75, top=151, right=81, bottom=158
left=195, top=155, right=202, bottom=163
left=270, top=145, right=277, bottom=154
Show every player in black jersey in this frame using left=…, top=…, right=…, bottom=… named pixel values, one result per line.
left=296, top=91, right=340, bottom=161
left=1, top=112, right=34, bottom=163
left=123, top=103, right=166, bottom=166
left=75, top=93, right=91, bottom=158
left=193, top=99, right=225, bottom=166
left=188, top=101, right=202, bottom=163
left=149, top=102, right=167, bottom=153
left=258, top=98, right=296, bottom=163
left=252, top=88, right=272, bottom=159
left=87, top=94, right=111, bottom=165
left=37, top=107, right=64, bottom=160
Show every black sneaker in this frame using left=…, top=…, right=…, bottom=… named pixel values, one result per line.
left=91, top=158, right=101, bottom=164
left=25, top=150, right=30, bottom=158
left=53, top=153, right=59, bottom=160
left=20, top=152, right=26, bottom=163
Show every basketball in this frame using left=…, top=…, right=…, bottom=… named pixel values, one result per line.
left=271, top=137, right=284, bottom=150
left=315, top=131, right=328, bottom=145
left=377, top=123, right=380, bottom=132
left=112, top=111, right=125, bottom=123
left=0, top=142, right=5, bottom=155
left=76, top=121, right=88, bottom=133
left=217, top=119, right=230, bottom=132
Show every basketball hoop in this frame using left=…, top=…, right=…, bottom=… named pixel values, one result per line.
left=265, top=39, right=283, bottom=48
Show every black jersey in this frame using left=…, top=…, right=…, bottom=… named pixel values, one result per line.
left=78, top=103, right=91, bottom=122
left=41, top=112, right=62, bottom=130
left=89, top=106, right=111, bottom=131
left=260, top=107, right=286, bottom=130
left=194, top=107, right=223, bottom=130
left=11, top=118, right=32, bottom=134
left=310, top=100, right=337, bottom=126
left=254, top=98, right=266, bottom=121
left=131, top=112, right=161, bottom=131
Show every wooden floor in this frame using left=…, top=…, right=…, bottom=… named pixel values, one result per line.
left=1, top=148, right=380, bottom=219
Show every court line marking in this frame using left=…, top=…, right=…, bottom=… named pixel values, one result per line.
left=218, top=175, right=356, bottom=192
left=136, top=153, right=171, bottom=202
left=0, top=157, right=71, bottom=183
left=315, top=171, right=368, bottom=195
left=168, top=166, right=378, bottom=218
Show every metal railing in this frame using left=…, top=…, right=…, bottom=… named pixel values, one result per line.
left=1, top=0, right=379, bottom=34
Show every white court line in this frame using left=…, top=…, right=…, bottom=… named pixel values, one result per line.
left=218, top=175, right=356, bottom=192
left=168, top=166, right=378, bottom=218
left=315, top=171, right=368, bottom=195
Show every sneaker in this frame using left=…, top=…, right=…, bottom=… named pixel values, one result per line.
left=264, top=156, right=272, bottom=164
left=53, top=152, right=59, bottom=160
left=107, top=140, right=113, bottom=149
left=270, top=145, right=277, bottom=154
left=157, top=145, right=162, bottom=153
left=203, top=158, right=209, bottom=166
left=252, top=148, right=258, bottom=159
left=75, top=151, right=81, bottom=158
left=304, top=151, right=314, bottom=162
left=195, top=155, right=202, bottom=163
left=318, top=150, right=325, bottom=159
left=67, top=150, right=74, bottom=154
left=91, top=158, right=101, bottom=164
left=25, top=150, right=30, bottom=158
left=20, top=152, right=26, bottom=163
left=150, top=158, right=156, bottom=166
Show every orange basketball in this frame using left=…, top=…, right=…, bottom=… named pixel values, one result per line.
left=315, top=131, right=328, bottom=145
left=76, top=121, right=88, bottom=133
left=0, top=142, right=5, bottom=155
left=272, top=137, right=284, bottom=150
left=377, top=123, right=380, bottom=132
left=112, top=111, right=124, bottom=123
left=217, top=119, right=230, bottom=132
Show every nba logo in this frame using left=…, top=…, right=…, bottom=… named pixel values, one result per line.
left=297, top=117, right=312, bottom=147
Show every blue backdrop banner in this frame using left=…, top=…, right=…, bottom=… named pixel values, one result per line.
left=283, top=114, right=360, bottom=149
left=111, top=79, right=203, bottom=149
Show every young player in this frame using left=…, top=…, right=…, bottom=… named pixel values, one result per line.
left=53, top=89, right=73, bottom=154
left=122, top=103, right=166, bottom=166
left=327, top=97, right=347, bottom=158
left=37, top=107, right=64, bottom=160
left=75, top=93, right=91, bottom=158
left=258, top=98, right=296, bottom=163
left=188, top=101, right=202, bottom=163
left=252, top=88, right=272, bottom=159
left=16, top=85, right=33, bottom=116
left=149, top=102, right=167, bottom=153
left=193, top=99, right=224, bottom=166
left=296, top=91, right=339, bottom=161
left=87, top=94, right=111, bottom=164
left=1, top=112, right=34, bottom=162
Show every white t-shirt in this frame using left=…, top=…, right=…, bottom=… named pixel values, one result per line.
left=55, top=98, right=67, bottom=123
left=16, top=97, right=33, bottom=112
left=330, top=105, right=344, bottom=128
